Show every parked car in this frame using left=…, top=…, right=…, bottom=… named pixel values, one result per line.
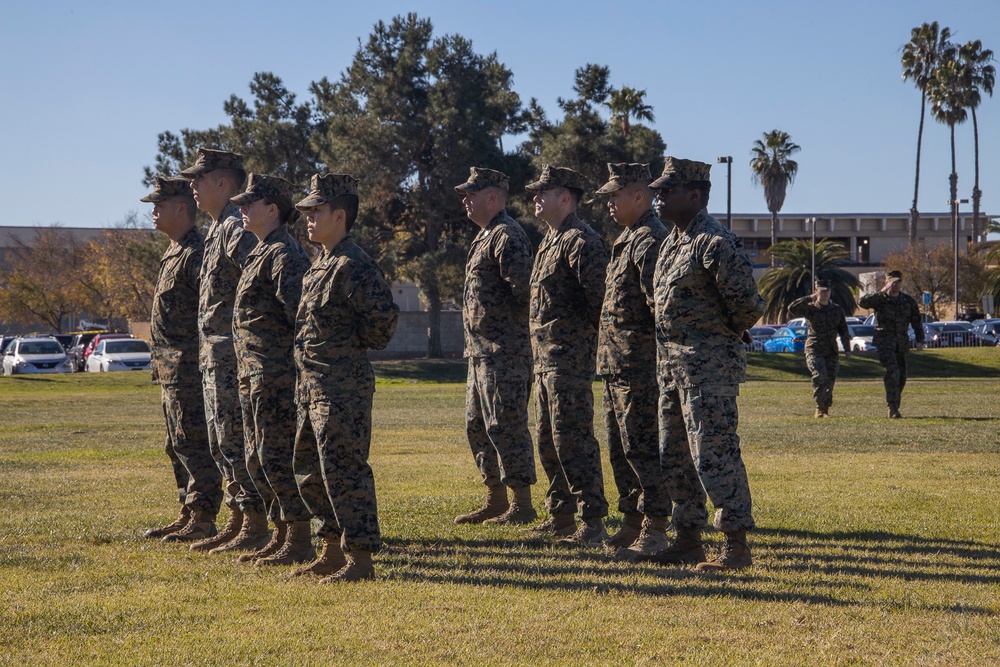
left=786, top=317, right=808, bottom=328
left=82, top=332, right=133, bottom=368
left=66, top=331, right=106, bottom=371
left=746, top=326, right=777, bottom=352
left=763, top=326, right=809, bottom=353
left=923, top=322, right=980, bottom=348
left=86, top=338, right=151, bottom=372
left=972, top=319, right=1000, bottom=346
left=0, top=336, right=16, bottom=355
left=845, top=316, right=865, bottom=326
left=1, top=336, right=75, bottom=375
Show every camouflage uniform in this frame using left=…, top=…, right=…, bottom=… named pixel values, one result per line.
left=233, top=222, right=311, bottom=524
left=463, top=208, right=535, bottom=489
left=293, top=231, right=399, bottom=554
left=146, top=179, right=222, bottom=514
left=654, top=209, right=764, bottom=533
left=858, top=290, right=924, bottom=410
left=598, top=207, right=670, bottom=518
left=529, top=209, right=609, bottom=520
left=181, top=148, right=264, bottom=515
left=787, top=295, right=851, bottom=409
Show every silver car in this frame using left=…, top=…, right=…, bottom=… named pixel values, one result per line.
left=1, top=337, right=75, bottom=375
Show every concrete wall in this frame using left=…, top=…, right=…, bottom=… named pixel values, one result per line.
left=370, top=310, right=464, bottom=359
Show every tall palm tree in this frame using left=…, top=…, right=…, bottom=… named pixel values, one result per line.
left=758, top=239, right=859, bottom=323
left=928, top=47, right=969, bottom=248
left=901, top=22, right=953, bottom=243
left=605, top=86, right=654, bottom=138
left=750, top=130, right=800, bottom=266
left=957, top=40, right=996, bottom=243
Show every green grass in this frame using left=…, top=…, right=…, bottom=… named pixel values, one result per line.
left=1, top=353, right=999, bottom=666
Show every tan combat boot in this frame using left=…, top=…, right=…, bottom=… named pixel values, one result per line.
left=239, top=519, right=285, bottom=563
left=484, top=486, right=537, bottom=525
left=650, top=525, right=706, bottom=565
left=320, top=550, right=375, bottom=583
left=189, top=507, right=243, bottom=552
left=616, top=516, right=670, bottom=561
left=605, top=513, right=643, bottom=550
left=454, top=484, right=509, bottom=524
left=143, top=505, right=191, bottom=539
left=695, top=529, right=752, bottom=573
left=558, top=518, right=609, bottom=547
left=210, top=508, right=271, bottom=555
left=162, top=509, right=217, bottom=543
left=254, top=521, right=316, bottom=566
left=291, top=535, right=348, bottom=577
left=523, top=512, right=576, bottom=537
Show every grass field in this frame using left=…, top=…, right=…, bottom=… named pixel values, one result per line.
left=1, top=349, right=998, bottom=666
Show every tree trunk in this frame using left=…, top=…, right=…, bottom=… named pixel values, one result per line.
left=971, top=107, right=981, bottom=244
left=770, top=211, right=779, bottom=266
left=909, top=95, right=927, bottom=243
left=424, top=284, right=443, bottom=359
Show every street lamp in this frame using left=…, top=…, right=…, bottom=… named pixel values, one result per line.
left=717, top=156, right=732, bottom=231
left=949, top=197, right=969, bottom=320
left=805, top=217, right=818, bottom=284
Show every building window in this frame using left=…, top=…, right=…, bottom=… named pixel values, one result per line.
left=857, top=237, right=870, bottom=263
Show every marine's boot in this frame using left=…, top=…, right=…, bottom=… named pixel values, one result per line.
left=484, top=486, right=537, bottom=525
left=523, top=512, right=576, bottom=537
left=650, top=525, right=706, bottom=565
left=189, top=507, right=243, bottom=552
left=210, top=508, right=271, bottom=555
left=162, top=509, right=217, bottom=543
left=454, top=484, right=509, bottom=524
left=143, top=505, right=191, bottom=539
left=888, top=404, right=902, bottom=419
left=814, top=401, right=828, bottom=419
left=558, top=518, right=609, bottom=548
left=695, top=529, right=752, bottom=573
left=616, top=516, right=670, bottom=561
left=291, top=535, right=348, bottom=577
left=238, top=519, right=286, bottom=563
left=320, top=550, right=375, bottom=583
left=254, top=521, right=316, bottom=566
left=605, top=512, right=643, bottom=550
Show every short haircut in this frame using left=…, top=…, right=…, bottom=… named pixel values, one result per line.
left=563, top=187, right=583, bottom=208
left=177, top=196, right=197, bottom=223
left=687, top=181, right=711, bottom=206
left=327, top=194, right=359, bottom=231
left=219, top=168, right=247, bottom=193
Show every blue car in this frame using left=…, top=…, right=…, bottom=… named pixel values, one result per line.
left=763, top=326, right=809, bottom=353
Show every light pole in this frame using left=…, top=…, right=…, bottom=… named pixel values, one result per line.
left=949, top=197, right=969, bottom=320
left=717, top=156, right=732, bottom=231
left=805, top=217, right=818, bottom=285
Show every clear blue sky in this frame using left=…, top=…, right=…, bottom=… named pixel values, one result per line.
left=1, top=0, right=997, bottom=228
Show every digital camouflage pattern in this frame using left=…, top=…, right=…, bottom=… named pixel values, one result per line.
left=595, top=162, right=651, bottom=195
left=149, top=225, right=221, bottom=513
left=454, top=167, right=510, bottom=193
left=141, top=176, right=194, bottom=203
left=234, top=224, right=310, bottom=523
left=198, top=200, right=261, bottom=511
left=180, top=147, right=245, bottom=178
left=598, top=208, right=669, bottom=517
left=293, top=235, right=398, bottom=554
left=529, top=211, right=608, bottom=374
left=788, top=295, right=851, bottom=408
left=295, top=173, right=359, bottom=210
left=654, top=209, right=763, bottom=533
left=858, top=290, right=924, bottom=408
left=534, top=372, right=608, bottom=519
left=524, top=165, right=588, bottom=192
left=463, top=209, right=534, bottom=488
left=530, top=210, right=608, bottom=520
left=649, top=156, right=711, bottom=189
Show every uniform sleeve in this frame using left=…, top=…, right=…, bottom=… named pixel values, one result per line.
left=350, top=262, right=400, bottom=351
left=633, top=234, right=663, bottom=314
left=225, top=225, right=258, bottom=270
left=909, top=298, right=925, bottom=343
left=569, top=234, right=609, bottom=331
left=495, top=229, right=533, bottom=309
left=704, top=236, right=765, bottom=334
left=788, top=295, right=814, bottom=318
left=858, top=292, right=883, bottom=310
left=272, top=249, right=308, bottom=328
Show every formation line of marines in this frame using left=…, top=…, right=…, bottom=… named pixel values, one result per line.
left=147, top=146, right=852, bottom=578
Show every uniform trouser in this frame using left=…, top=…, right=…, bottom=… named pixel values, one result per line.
left=534, top=371, right=608, bottom=520
left=293, top=395, right=381, bottom=554
left=161, top=383, right=222, bottom=512
left=603, top=372, right=670, bottom=517
left=466, top=357, right=536, bottom=488
left=805, top=350, right=839, bottom=408
left=659, top=384, right=754, bottom=532
left=876, top=337, right=909, bottom=408
left=202, top=365, right=262, bottom=512
left=239, top=370, right=310, bottom=523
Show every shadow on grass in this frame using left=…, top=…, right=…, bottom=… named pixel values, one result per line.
left=376, top=529, right=998, bottom=614
left=374, top=359, right=467, bottom=384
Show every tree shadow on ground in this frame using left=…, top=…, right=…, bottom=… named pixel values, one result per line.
left=374, top=359, right=467, bottom=384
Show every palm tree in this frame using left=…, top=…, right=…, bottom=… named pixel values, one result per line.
left=901, top=22, right=953, bottom=243
left=957, top=40, right=996, bottom=243
left=750, top=130, right=800, bottom=266
left=928, top=47, right=969, bottom=249
left=758, top=239, right=859, bottom=323
left=605, top=86, right=654, bottom=138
